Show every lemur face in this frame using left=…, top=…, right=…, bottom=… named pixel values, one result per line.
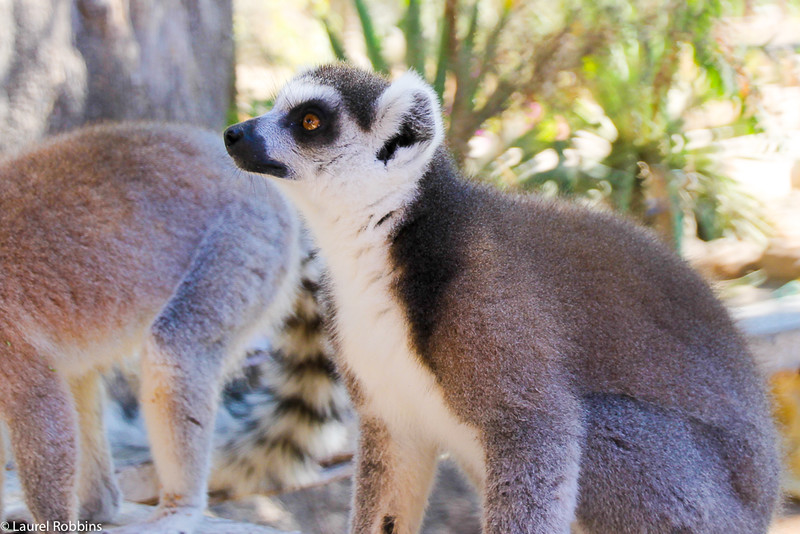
left=225, top=65, right=444, bottom=210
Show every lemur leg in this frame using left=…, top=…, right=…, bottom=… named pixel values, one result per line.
left=114, top=206, right=296, bottom=534
left=1, top=422, right=6, bottom=523
left=132, top=334, right=223, bottom=533
left=350, top=416, right=439, bottom=534
left=575, top=393, right=774, bottom=534
left=482, top=401, right=583, bottom=534
left=0, top=343, right=79, bottom=526
left=70, top=371, right=121, bottom=522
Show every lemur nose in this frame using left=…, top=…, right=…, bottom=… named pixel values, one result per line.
left=224, top=125, right=244, bottom=148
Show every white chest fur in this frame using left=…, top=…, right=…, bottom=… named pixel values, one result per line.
left=316, top=220, right=486, bottom=487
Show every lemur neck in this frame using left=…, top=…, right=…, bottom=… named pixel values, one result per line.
left=276, top=150, right=466, bottom=277
left=282, top=151, right=454, bottom=237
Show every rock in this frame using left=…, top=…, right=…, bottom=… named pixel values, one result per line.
left=104, top=501, right=298, bottom=534
left=735, top=295, right=800, bottom=503
left=1, top=467, right=297, bottom=534
left=771, top=369, right=800, bottom=501
left=116, top=462, right=159, bottom=505
left=210, top=495, right=298, bottom=532
left=683, top=236, right=766, bottom=280
left=791, top=160, right=800, bottom=190
left=759, top=191, right=800, bottom=281
left=762, top=237, right=800, bottom=281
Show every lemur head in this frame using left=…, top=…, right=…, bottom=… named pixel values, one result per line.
left=224, top=65, right=444, bottom=215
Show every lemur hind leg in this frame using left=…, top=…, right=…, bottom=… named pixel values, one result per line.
left=482, top=398, right=583, bottom=534
left=0, top=341, right=79, bottom=526
left=350, top=416, right=439, bottom=534
left=70, top=371, right=121, bottom=522
left=113, top=204, right=298, bottom=534
left=575, top=393, right=777, bottom=534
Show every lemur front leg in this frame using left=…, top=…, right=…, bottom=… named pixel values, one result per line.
left=351, top=416, right=439, bottom=534
left=482, top=396, right=584, bottom=534
left=113, top=206, right=297, bottom=534
left=70, top=371, right=122, bottom=522
left=131, top=332, right=224, bottom=534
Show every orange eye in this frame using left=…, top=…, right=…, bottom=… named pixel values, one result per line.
left=302, top=113, right=321, bottom=130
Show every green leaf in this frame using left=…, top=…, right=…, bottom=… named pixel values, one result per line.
left=353, top=0, right=389, bottom=73
left=432, top=0, right=455, bottom=99
left=322, top=16, right=348, bottom=62
left=404, top=0, right=425, bottom=74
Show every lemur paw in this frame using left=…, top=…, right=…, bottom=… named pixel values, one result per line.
left=107, top=505, right=203, bottom=534
left=79, top=474, right=122, bottom=522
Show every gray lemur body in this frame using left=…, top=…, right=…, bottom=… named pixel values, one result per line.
left=0, top=122, right=346, bottom=534
left=224, top=65, right=781, bottom=534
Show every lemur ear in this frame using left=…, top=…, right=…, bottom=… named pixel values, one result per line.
left=373, top=71, right=444, bottom=166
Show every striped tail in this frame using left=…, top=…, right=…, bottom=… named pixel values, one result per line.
left=209, top=237, right=350, bottom=496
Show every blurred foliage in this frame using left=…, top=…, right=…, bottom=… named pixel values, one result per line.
left=318, top=0, right=773, bottom=248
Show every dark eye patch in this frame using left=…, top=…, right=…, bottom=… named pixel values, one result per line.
left=284, top=99, right=340, bottom=147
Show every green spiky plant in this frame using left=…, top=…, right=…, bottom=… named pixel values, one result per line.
left=502, top=0, right=769, bottom=249
left=318, top=0, right=768, bottom=248
left=320, top=0, right=608, bottom=162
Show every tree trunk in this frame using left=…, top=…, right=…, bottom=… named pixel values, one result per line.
left=0, top=0, right=233, bottom=154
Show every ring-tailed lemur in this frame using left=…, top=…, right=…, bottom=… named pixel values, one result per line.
left=0, top=122, right=346, bottom=534
left=224, top=64, right=781, bottom=534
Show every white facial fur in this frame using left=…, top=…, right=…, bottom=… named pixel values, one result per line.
left=247, top=70, right=444, bottom=233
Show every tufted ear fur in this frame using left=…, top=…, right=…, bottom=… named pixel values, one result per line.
left=372, top=71, right=444, bottom=170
